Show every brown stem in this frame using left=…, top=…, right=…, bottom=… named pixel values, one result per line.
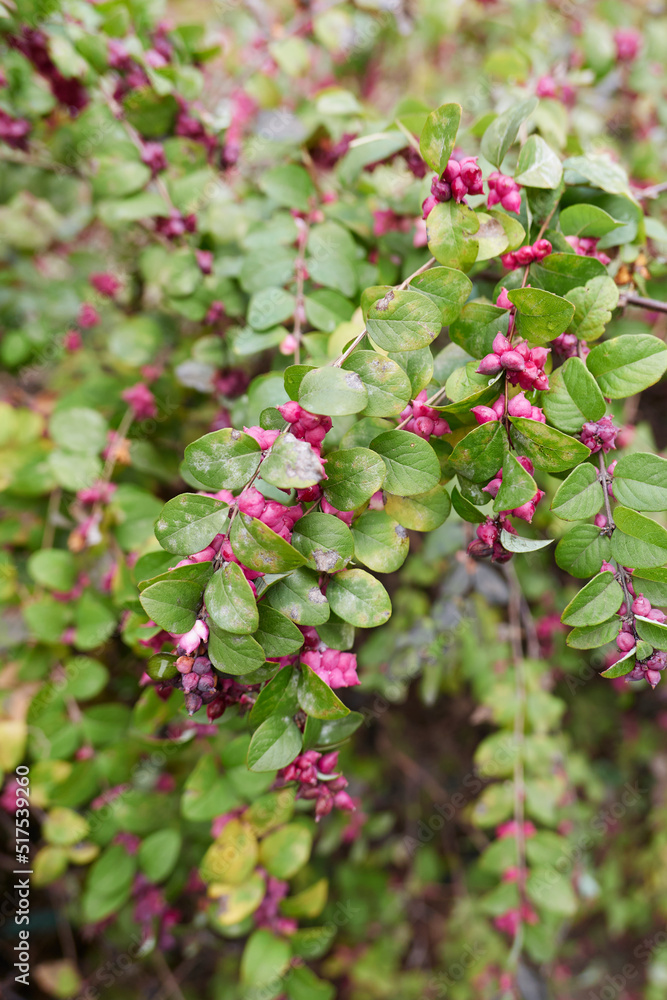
left=504, top=562, right=527, bottom=973
left=619, top=293, right=667, bottom=315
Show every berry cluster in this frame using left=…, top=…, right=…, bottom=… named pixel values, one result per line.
left=467, top=516, right=518, bottom=564
left=483, top=455, right=545, bottom=523
left=614, top=28, right=642, bottom=62
left=551, top=333, right=589, bottom=360
left=252, top=876, right=296, bottom=935
left=565, top=235, right=611, bottom=266
left=9, top=28, right=89, bottom=112
left=580, top=416, right=619, bottom=454
left=477, top=333, right=550, bottom=391
left=398, top=390, right=450, bottom=439
left=300, top=626, right=360, bottom=688
left=90, top=272, right=121, bottom=298
left=278, top=750, right=356, bottom=820
left=421, top=156, right=484, bottom=218
left=615, top=593, right=667, bottom=688
left=154, top=209, right=197, bottom=240
left=121, top=383, right=158, bottom=421
left=277, top=401, right=332, bottom=454
left=486, top=172, right=522, bottom=214
left=501, top=239, right=552, bottom=269
left=215, top=486, right=304, bottom=543
left=492, top=820, right=538, bottom=936
left=472, top=391, right=546, bottom=426
left=535, top=75, right=576, bottom=106
left=0, top=109, right=30, bottom=150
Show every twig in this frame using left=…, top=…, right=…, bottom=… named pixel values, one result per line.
left=42, top=487, right=62, bottom=549
left=535, top=201, right=559, bottom=242
left=619, top=293, right=667, bottom=315
left=633, top=180, right=667, bottom=200
left=393, top=118, right=422, bottom=155
left=598, top=452, right=633, bottom=608
left=292, top=220, right=309, bottom=365
left=151, top=951, right=188, bottom=1000
left=504, top=562, right=527, bottom=974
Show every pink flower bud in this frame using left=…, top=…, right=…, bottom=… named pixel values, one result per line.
left=492, top=333, right=512, bottom=355
left=477, top=522, right=499, bottom=545
left=496, top=287, right=513, bottom=310
left=616, top=632, right=636, bottom=653
left=632, top=595, right=652, bottom=616
left=477, top=354, right=503, bottom=375
left=502, top=190, right=522, bottom=214
left=483, top=477, right=503, bottom=499
left=500, top=350, right=526, bottom=372
left=507, top=392, right=532, bottom=418
left=594, top=514, right=608, bottom=529
left=471, top=405, right=498, bottom=425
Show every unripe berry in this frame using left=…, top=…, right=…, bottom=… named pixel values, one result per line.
left=616, top=632, right=636, bottom=653
left=631, top=595, right=652, bottom=616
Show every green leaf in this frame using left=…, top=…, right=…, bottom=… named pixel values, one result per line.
left=138, top=829, right=181, bottom=883
left=542, top=356, right=607, bottom=433
left=74, top=593, right=116, bottom=651
left=365, top=288, right=442, bottom=352
left=551, top=463, right=604, bottom=520
left=559, top=204, right=624, bottom=239
left=635, top=616, right=667, bottom=650
left=566, top=618, right=620, bottom=649
left=410, top=266, right=472, bottom=324
left=419, top=102, right=461, bottom=174
left=326, top=569, right=391, bottom=628
left=509, top=417, right=591, bottom=473
left=260, top=433, right=325, bottom=490
left=507, top=287, right=575, bottom=345
left=184, top=429, right=261, bottom=491
left=342, top=352, right=411, bottom=417
left=205, top=563, right=259, bottom=635
left=230, top=513, right=307, bottom=573
left=249, top=667, right=300, bottom=728
left=281, top=879, right=328, bottom=920
left=49, top=407, right=108, bottom=454
left=139, top=578, right=202, bottom=633
left=259, top=164, right=316, bottom=212
left=527, top=868, right=577, bottom=916
left=632, top=568, right=667, bottom=606
left=208, top=874, right=266, bottom=929
left=474, top=213, right=510, bottom=262
left=27, top=549, right=77, bottom=592
left=241, top=929, right=292, bottom=993
left=514, top=136, right=563, bottom=189
left=298, top=366, right=368, bottom=416
left=352, top=510, right=410, bottom=572
left=480, top=97, right=538, bottom=168
left=200, top=819, right=258, bottom=885
left=303, top=712, right=364, bottom=750
left=263, top=568, right=330, bottom=626
left=370, top=429, right=441, bottom=496
left=387, top=346, right=434, bottom=396
left=561, top=571, right=624, bottom=626
left=426, top=201, right=480, bottom=270
left=254, top=605, right=305, bottom=657
left=248, top=287, right=296, bottom=330
left=247, top=717, right=303, bottom=771
left=306, top=222, right=358, bottom=297
left=155, top=494, right=228, bottom=555
left=298, top=665, right=349, bottom=720
left=499, top=531, right=553, bottom=553
left=612, top=453, right=667, bottom=512
left=291, top=513, right=354, bottom=573
left=82, top=844, right=135, bottom=923
left=493, top=451, right=538, bottom=513
left=555, top=523, right=611, bottom=578
left=450, top=421, right=507, bottom=483
left=611, top=506, right=667, bottom=569
left=563, top=155, right=633, bottom=196
left=530, top=253, right=607, bottom=296
left=566, top=277, right=619, bottom=342
left=259, top=823, right=313, bottom=880
left=451, top=485, right=487, bottom=523
left=449, top=302, right=509, bottom=359
left=440, top=364, right=503, bottom=418
left=600, top=648, right=636, bottom=678
left=323, top=448, right=386, bottom=511
left=586, top=335, right=667, bottom=399
left=208, top=623, right=266, bottom=676
left=384, top=486, right=451, bottom=531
